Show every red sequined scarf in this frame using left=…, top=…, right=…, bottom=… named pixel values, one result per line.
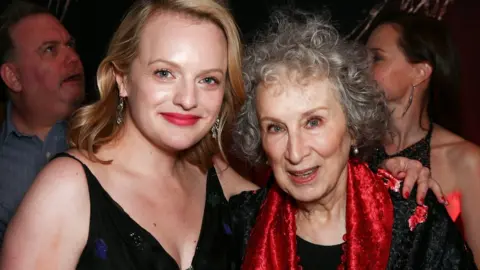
left=242, top=160, right=394, bottom=270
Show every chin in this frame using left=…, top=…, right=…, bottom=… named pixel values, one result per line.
left=161, top=134, right=205, bottom=152
left=62, top=87, right=85, bottom=106
left=287, top=186, right=328, bottom=203
left=277, top=172, right=334, bottom=204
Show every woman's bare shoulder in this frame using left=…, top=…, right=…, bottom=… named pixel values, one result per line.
left=432, top=125, right=480, bottom=185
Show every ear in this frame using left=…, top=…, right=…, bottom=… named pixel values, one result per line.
left=350, top=135, right=357, bottom=148
left=114, top=69, right=128, bottom=98
left=412, top=62, right=432, bottom=87
left=0, top=63, right=22, bottom=93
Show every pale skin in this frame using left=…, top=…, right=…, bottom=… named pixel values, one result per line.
left=0, top=13, right=445, bottom=270
left=367, top=23, right=480, bottom=264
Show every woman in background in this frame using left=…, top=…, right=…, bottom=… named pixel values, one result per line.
left=366, top=12, right=480, bottom=263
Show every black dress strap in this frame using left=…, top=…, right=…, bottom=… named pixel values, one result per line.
left=209, top=167, right=228, bottom=201
left=51, top=152, right=110, bottom=202
left=51, top=153, right=125, bottom=268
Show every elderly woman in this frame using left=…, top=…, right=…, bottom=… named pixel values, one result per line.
left=229, top=11, right=476, bottom=269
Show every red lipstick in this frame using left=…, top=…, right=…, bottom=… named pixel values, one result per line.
left=160, top=113, right=201, bottom=126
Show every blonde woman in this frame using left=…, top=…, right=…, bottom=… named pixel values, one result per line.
left=0, top=0, right=255, bottom=269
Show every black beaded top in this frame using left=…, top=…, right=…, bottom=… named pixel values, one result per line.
left=370, top=123, right=433, bottom=171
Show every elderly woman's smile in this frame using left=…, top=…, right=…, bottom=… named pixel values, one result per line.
left=286, top=166, right=320, bottom=184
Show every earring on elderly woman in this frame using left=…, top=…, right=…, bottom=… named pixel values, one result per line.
left=116, top=97, right=125, bottom=125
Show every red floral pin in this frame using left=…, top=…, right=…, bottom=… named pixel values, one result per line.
left=408, top=205, right=428, bottom=231
left=377, top=169, right=401, bottom=193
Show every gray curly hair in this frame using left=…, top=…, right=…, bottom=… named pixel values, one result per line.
left=233, top=10, right=389, bottom=166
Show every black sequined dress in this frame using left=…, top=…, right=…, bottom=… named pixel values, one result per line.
left=369, top=123, right=433, bottom=171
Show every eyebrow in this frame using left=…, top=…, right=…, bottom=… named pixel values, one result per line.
left=259, top=115, right=281, bottom=123
left=301, top=106, right=328, bottom=118
left=38, top=40, right=60, bottom=48
left=148, top=58, right=225, bottom=74
left=259, top=106, right=328, bottom=123
left=37, top=37, right=75, bottom=49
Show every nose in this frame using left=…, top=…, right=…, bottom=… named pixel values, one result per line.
left=172, top=79, right=198, bottom=111
left=64, top=46, right=82, bottom=69
left=285, top=131, right=309, bottom=165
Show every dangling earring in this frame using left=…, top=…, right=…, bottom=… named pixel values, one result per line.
left=116, top=97, right=125, bottom=125
left=211, top=118, right=220, bottom=139
left=352, top=146, right=359, bottom=155
left=402, top=85, right=415, bottom=117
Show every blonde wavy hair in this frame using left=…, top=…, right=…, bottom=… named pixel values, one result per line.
left=68, top=0, right=244, bottom=172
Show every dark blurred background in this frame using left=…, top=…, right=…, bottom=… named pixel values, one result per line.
left=1, top=0, right=478, bottom=145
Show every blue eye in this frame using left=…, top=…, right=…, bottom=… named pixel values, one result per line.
left=306, top=118, right=322, bottom=128
left=202, top=77, right=219, bottom=85
left=267, top=124, right=283, bottom=133
left=155, top=69, right=173, bottom=78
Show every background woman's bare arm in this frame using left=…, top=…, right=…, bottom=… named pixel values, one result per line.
left=456, top=144, right=480, bottom=265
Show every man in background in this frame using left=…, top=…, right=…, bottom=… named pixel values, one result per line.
left=0, top=0, right=84, bottom=244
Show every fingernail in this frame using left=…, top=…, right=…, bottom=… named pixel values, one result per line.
left=419, top=198, right=424, bottom=205
left=444, top=199, right=449, bottom=206
left=404, top=191, right=410, bottom=199
left=441, top=196, right=445, bottom=202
